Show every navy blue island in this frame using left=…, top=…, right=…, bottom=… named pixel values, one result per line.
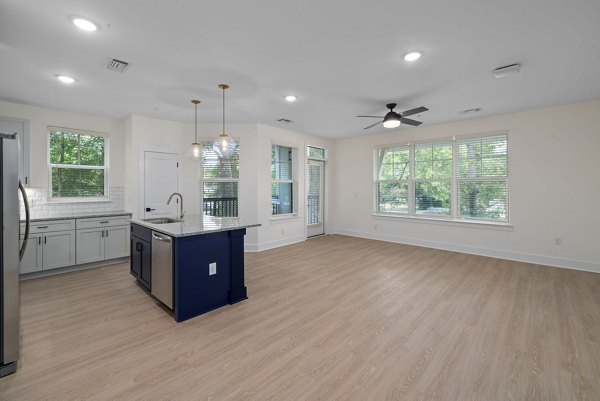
left=129, top=215, right=260, bottom=322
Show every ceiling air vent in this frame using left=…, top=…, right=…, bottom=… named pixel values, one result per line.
left=459, top=107, right=482, bottom=115
left=277, top=118, right=293, bottom=123
left=106, top=58, right=129, bottom=73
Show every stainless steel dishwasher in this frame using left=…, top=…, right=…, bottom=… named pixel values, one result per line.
left=151, top=231, right=173, bottom=309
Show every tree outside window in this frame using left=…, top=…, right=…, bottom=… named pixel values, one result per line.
left=48, top=129, right=107, bottom=198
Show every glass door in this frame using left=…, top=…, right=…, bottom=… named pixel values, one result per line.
left=306, top=159, right=325, bottom=237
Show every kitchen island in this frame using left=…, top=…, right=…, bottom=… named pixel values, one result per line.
left=129, top=215, right=259, bottom=322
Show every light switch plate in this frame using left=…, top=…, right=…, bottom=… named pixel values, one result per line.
left=209, top=262, right=217, bottom=275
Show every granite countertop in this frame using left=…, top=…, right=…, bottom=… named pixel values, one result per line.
left=130, top=214, right=260, bottom=238
left=21, top=211, right=132, bottom=223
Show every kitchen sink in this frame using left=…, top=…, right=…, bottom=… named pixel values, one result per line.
left=142, top=218, right=182, bottom=224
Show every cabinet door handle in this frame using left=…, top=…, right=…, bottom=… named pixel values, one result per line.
left=37, top=226, right=48, bottom=229
left=38, top=237, right=41, bottom=245
left=105, top=230, right=109, bottom=237
left=100, top=221, right=109, bottom=224
left=101, top=230, right=104, bottom=238
left=44, top=236, right=47, bottom=244
left=136, top=242, right=142, bottom=252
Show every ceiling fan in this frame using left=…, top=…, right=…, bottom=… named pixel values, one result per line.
left=357, top=103, right=429, bottom=130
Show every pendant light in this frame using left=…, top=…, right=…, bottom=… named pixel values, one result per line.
left=187, top=99, right=204, bottom=162
left=213, top=84, right=237, bottom=158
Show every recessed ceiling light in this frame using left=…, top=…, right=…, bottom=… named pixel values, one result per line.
left=72, top=17, right=97, bottom=32
left=404, top=51, right=422, bottom=62
left=57, top=75, right=75, bottom=84
left=284, top=95, right=297, bottom=102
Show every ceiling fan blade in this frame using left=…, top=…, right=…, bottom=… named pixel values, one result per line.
left=401, top=106, right=429, bottom=117
left=363, top=120, right=383, bottom=130
left=399, top=117, right=422, bottom=126
left=357, top=115, right=384, bottom=118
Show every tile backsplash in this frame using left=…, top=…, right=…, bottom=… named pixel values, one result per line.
left=20, top=187, right=125, bottom=218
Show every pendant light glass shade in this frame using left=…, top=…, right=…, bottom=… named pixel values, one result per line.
left=188, top=99, right=204, bottom=162
left=213, top=84, right=237, bottom=158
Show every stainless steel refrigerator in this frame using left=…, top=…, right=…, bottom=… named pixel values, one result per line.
left=0, top=132, right=30, bottom=377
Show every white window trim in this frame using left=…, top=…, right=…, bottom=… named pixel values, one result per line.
left=373, top=131, right=509, bottom=225
left=47, top=127, right=110, bottom=202
left=271, top=143, right=298, bottom=219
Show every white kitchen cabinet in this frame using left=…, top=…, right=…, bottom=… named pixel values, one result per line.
left=104, top=226, right=129, bottom=259
left=76, top=228, right=105, bottom=264
left=19, top=234, right=43, bottom=274
left=0, top=117, right=29, bottom=186
left=42, top=231, right=76, bottom=269
left=75, top=217, right=129, bottom=264
left=19, top=231, right=75, bottom=273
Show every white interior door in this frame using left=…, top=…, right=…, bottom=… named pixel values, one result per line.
left=307, top=159, right=325, bottom=237
left=144, top=151, right=179, bottom=218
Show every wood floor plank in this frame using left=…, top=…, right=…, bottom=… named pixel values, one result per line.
left=1, top=234, right=599, bottom=400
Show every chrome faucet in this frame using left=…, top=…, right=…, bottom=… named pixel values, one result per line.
left=167, top=192, right=184, bottom=220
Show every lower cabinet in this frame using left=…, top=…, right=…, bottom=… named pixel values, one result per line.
left=76, top=226, right=129, bottom=265
left=130, top=236, right=151, bottom=290
left=19, top=230, right=76, bottom=273
left=19, top=215, right=130, bottom=276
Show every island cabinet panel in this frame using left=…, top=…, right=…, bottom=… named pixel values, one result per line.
left=228, top=229, right=248, bottom=304
left=174, top=232, right=232, bottom=322
left=130, top=223, right=152, bottom=290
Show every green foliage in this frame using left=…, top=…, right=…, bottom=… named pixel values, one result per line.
left=458, top=181, right=507, bottom=220
left=49, top=131, right=106, bottom=197
left=377, top=182, right=408, bottom=213
left=375, top=135, right=508, bottom=221
left=414, top=142, right=452, bottom=179
left=307, top=146, right=325, bottom=159
left=415, top=182, right=451, bottom=215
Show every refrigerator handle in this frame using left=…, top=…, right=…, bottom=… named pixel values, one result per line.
left=19, top=179, right=30, bottom=261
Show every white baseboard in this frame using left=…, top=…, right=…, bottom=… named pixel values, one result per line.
left=334, top=228, right=600, bottom=274
left=245, top=235, right=306, bottom=253
left=245, top=243, right=259, bottom=252
left=20, top=257, right=129, bottom=280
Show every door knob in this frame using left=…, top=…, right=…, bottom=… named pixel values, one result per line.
left=145, top=207, right=156, bottom=212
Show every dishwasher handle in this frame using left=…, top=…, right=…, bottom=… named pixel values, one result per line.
left=152, top=232, right=172, bottom=242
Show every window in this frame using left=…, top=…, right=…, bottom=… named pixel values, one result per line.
left=456, top=135, right=508, bottom=221
left=48, top=127, right=108, bottom=198
left=201, top=142, right=239, bottom=217
left=374, top=133, right=508, bottom=223
left=272, top=144, right=296, bottom=215
left=414, top=141, right=452, bottom=216
left=307, top=146, right=326, bottom=160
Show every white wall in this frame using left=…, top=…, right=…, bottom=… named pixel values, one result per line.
left=0, top=100, right=124, bottom=188
left=123, top=115, right=187, bottom=219
left=254, top=124, right=334, bottom=251
left=333, top=100, right=600, bottom=272
left=182, top=122, right=334, bottom=250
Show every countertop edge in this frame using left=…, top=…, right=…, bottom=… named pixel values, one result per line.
left=130, top=219, right=261, bottom=238
left=21, top=211, right=132, bottom=223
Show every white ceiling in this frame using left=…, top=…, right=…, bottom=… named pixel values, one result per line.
left=1, top=0, right=599, bottom=139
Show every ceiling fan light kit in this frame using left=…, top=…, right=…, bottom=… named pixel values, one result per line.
left=357, top=103, right=428, bottom=130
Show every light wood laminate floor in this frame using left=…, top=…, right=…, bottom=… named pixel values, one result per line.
left=1, top=235, right=599, bottom=400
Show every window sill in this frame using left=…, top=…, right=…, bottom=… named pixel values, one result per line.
left=48, top=197, right=111, bottom=204
left=270, top=213, right=299, bottom=223
left=372, top=213, right=513, bottom=230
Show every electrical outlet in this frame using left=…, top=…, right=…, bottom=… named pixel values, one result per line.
left=209, top=262, right=217, bottom=275
left=281, top=229, right=285, bottom=235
